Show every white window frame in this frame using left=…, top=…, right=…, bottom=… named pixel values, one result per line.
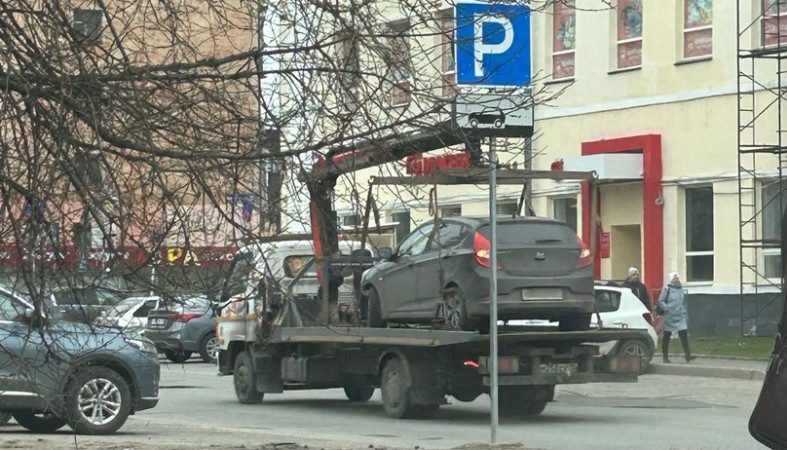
left=551, top=1, right=576, bottom=80
left=761, top=0, right=787, bottom=48
left=388, top=21, right=412, bottom=106
left=439, top=15, right=456, bottom=97
left=760, top=179, right=784, bottom=280
left=684, top=186, right=714, bottom=283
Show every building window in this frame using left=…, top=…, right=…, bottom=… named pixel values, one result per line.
left=440, top=16, right=456, bottom=97
left=553, top=0, right=576, bottom=79
left=339, top=29, right=360, bottom=103
left=440, top=205, right=461, bottom=218
left=762, top=180, right=786, bottom=278
left=685, top=186, right=714, bottom=282
left=762, top=0, right=787, bottom=47
left=342, top=214, right=362, bottom=227
left=616, top=0, right=643, bottom=69
left=73, top=9, right=103, bottom=45
left=390, top=210, right=411, bottom=244
left=496, top=202, right=519, bottom=217
left=388, top=22, right=411, bottom=106
left=553, top=197, right=578, bottom=234
left=683, top=0, right=712, bottom=58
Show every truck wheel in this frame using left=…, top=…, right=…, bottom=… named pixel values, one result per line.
left=381, top=357, right=415, bottom=419
left=618, top=340, right=653, bottom=374
left=497, top=386, right=550, bottom=417
left=199, top=333, right=219, bottom=363
left=164, top=349, right=192, bottom=363
left=234, top=351, right=263, bottom=404
left=365, top=287, right=384, bottom=328
left=558, top=313, right=591, bottom=331
left=344, top=385, right=375, bottom=402
left=11, top=412, right=66, bottom=433
left=64, top=367, right=132, bottom=434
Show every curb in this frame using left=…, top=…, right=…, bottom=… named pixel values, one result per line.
left=646, top=362, right=766, bottom=380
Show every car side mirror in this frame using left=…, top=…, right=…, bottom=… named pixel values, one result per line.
left=378, top=247, right=393, bottom=260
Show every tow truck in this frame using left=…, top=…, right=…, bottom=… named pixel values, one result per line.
left=215, top=110, right=651, bottom=418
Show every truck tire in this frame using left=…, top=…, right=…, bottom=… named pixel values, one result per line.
left=558, top=313, right=591, bottom=331
left=365, top=287, right=384, bottom=328
left=12, top=412, right=66, bottom=433
left=64, top=367, right=132, bottom=434
left=344, top=385, right=375, bottom=402
left=381, top=357, right=416, bottom=419
left=497, top=386, right=551, bottom=417
left=234, top=351, right=263, bottom=404
left=618, top=339, right=653, bottom=374
left=199, top=333, right=219, bottom=363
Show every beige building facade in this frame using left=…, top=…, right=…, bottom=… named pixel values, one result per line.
left=328, top=1, right=785, bottom=336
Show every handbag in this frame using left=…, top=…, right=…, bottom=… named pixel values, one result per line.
left=654, top=304, right=665, bottom=316
left=749, top=333, right=787, bottom=449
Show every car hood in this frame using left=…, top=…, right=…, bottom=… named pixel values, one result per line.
left=38, top=320, right=130, bottom=350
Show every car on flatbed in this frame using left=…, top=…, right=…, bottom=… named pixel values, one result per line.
left=360, top=215, right=595, bottom=332
left=0, top=286, right=160, bottom=434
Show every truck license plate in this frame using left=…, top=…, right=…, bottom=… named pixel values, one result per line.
left=539, top=363, right=577, bottom=377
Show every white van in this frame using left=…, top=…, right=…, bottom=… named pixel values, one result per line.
left=216, top=239, right=366, bottom=351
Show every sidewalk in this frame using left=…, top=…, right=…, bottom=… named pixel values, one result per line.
left=646, top=354, right=769, bottom=380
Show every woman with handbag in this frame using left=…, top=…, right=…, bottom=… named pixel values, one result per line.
left=654, top=272, right=694, bottom=363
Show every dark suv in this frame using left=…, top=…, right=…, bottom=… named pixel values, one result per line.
left=0, top=286, right=159, bottom=434
left=360, top=216, right=594, bottom=331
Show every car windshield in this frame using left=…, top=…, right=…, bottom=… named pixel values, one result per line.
left=478, top=222, right=577, bottom=245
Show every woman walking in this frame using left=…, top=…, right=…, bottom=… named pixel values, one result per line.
left=654, top=272, right=694, bottom=363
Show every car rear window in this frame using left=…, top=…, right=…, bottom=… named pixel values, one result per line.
left=478, top=222, right=577, bottom=245
left=168, top=296, right=209, bottom=314
left=594, top=290, right=622, bottom=313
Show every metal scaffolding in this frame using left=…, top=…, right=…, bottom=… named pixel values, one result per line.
left=737, top=0, right=787, bottom=335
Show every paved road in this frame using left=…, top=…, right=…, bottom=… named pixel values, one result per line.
left=0, top=359, right=769, bottom=449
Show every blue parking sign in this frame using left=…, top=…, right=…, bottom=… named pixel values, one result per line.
left=455, top=2, right=531, bottom=87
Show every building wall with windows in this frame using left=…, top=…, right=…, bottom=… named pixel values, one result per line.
left=329, top=0, right=787, bottom=336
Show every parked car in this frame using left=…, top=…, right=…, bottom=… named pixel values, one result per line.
left=96, top=296, right=160, bottom=335
left=145, top=295, right=218, bottom=363
left=591, top=284, right=658, bottom=374
left=360, top=216, right=595, bottom=332
left=0, top=285, right=159, bottom=434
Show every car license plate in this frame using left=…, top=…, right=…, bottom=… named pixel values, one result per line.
left=148, top=317, right=167, bottom=328
left=521, top=288, right=563, bottom=300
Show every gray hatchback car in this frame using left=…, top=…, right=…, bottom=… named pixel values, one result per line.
left=0, top=287, right=160, bottom=434
left=361, top=216, right=594, bottom=332
left=145, top=295, right=218, bottom=363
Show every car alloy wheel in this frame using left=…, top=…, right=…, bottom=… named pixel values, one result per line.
left=77, top=377, right=123, bottom=426
left=65, top=366, right=132, bottom=434
left=618, top=340, right=652, bottom=374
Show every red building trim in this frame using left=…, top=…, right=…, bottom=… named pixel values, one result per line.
left=581, top=135, right=663, bottom=303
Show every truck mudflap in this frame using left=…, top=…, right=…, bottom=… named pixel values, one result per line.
left=477, top=345, right=640, bottom=386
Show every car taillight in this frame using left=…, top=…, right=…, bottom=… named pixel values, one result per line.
left=172, top=313, right=201, bottom=322
left=575, top=236, right=593, bottom=268
left=473, top=232, right=502, bottom=269
left=643, top=312, right=654, bottom=327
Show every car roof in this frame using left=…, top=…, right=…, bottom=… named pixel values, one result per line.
left=440, top=215, right=568, bottom=227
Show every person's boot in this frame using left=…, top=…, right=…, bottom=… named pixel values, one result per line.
left=680, top=332, right=695, bottom=362
left=662, top=336, right=670, bottom=363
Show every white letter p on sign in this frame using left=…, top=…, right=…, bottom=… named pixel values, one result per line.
left=473, top=14, right=514, bottom=78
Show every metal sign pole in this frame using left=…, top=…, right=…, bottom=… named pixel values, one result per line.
left=489, top=137, right=499, bottom=444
